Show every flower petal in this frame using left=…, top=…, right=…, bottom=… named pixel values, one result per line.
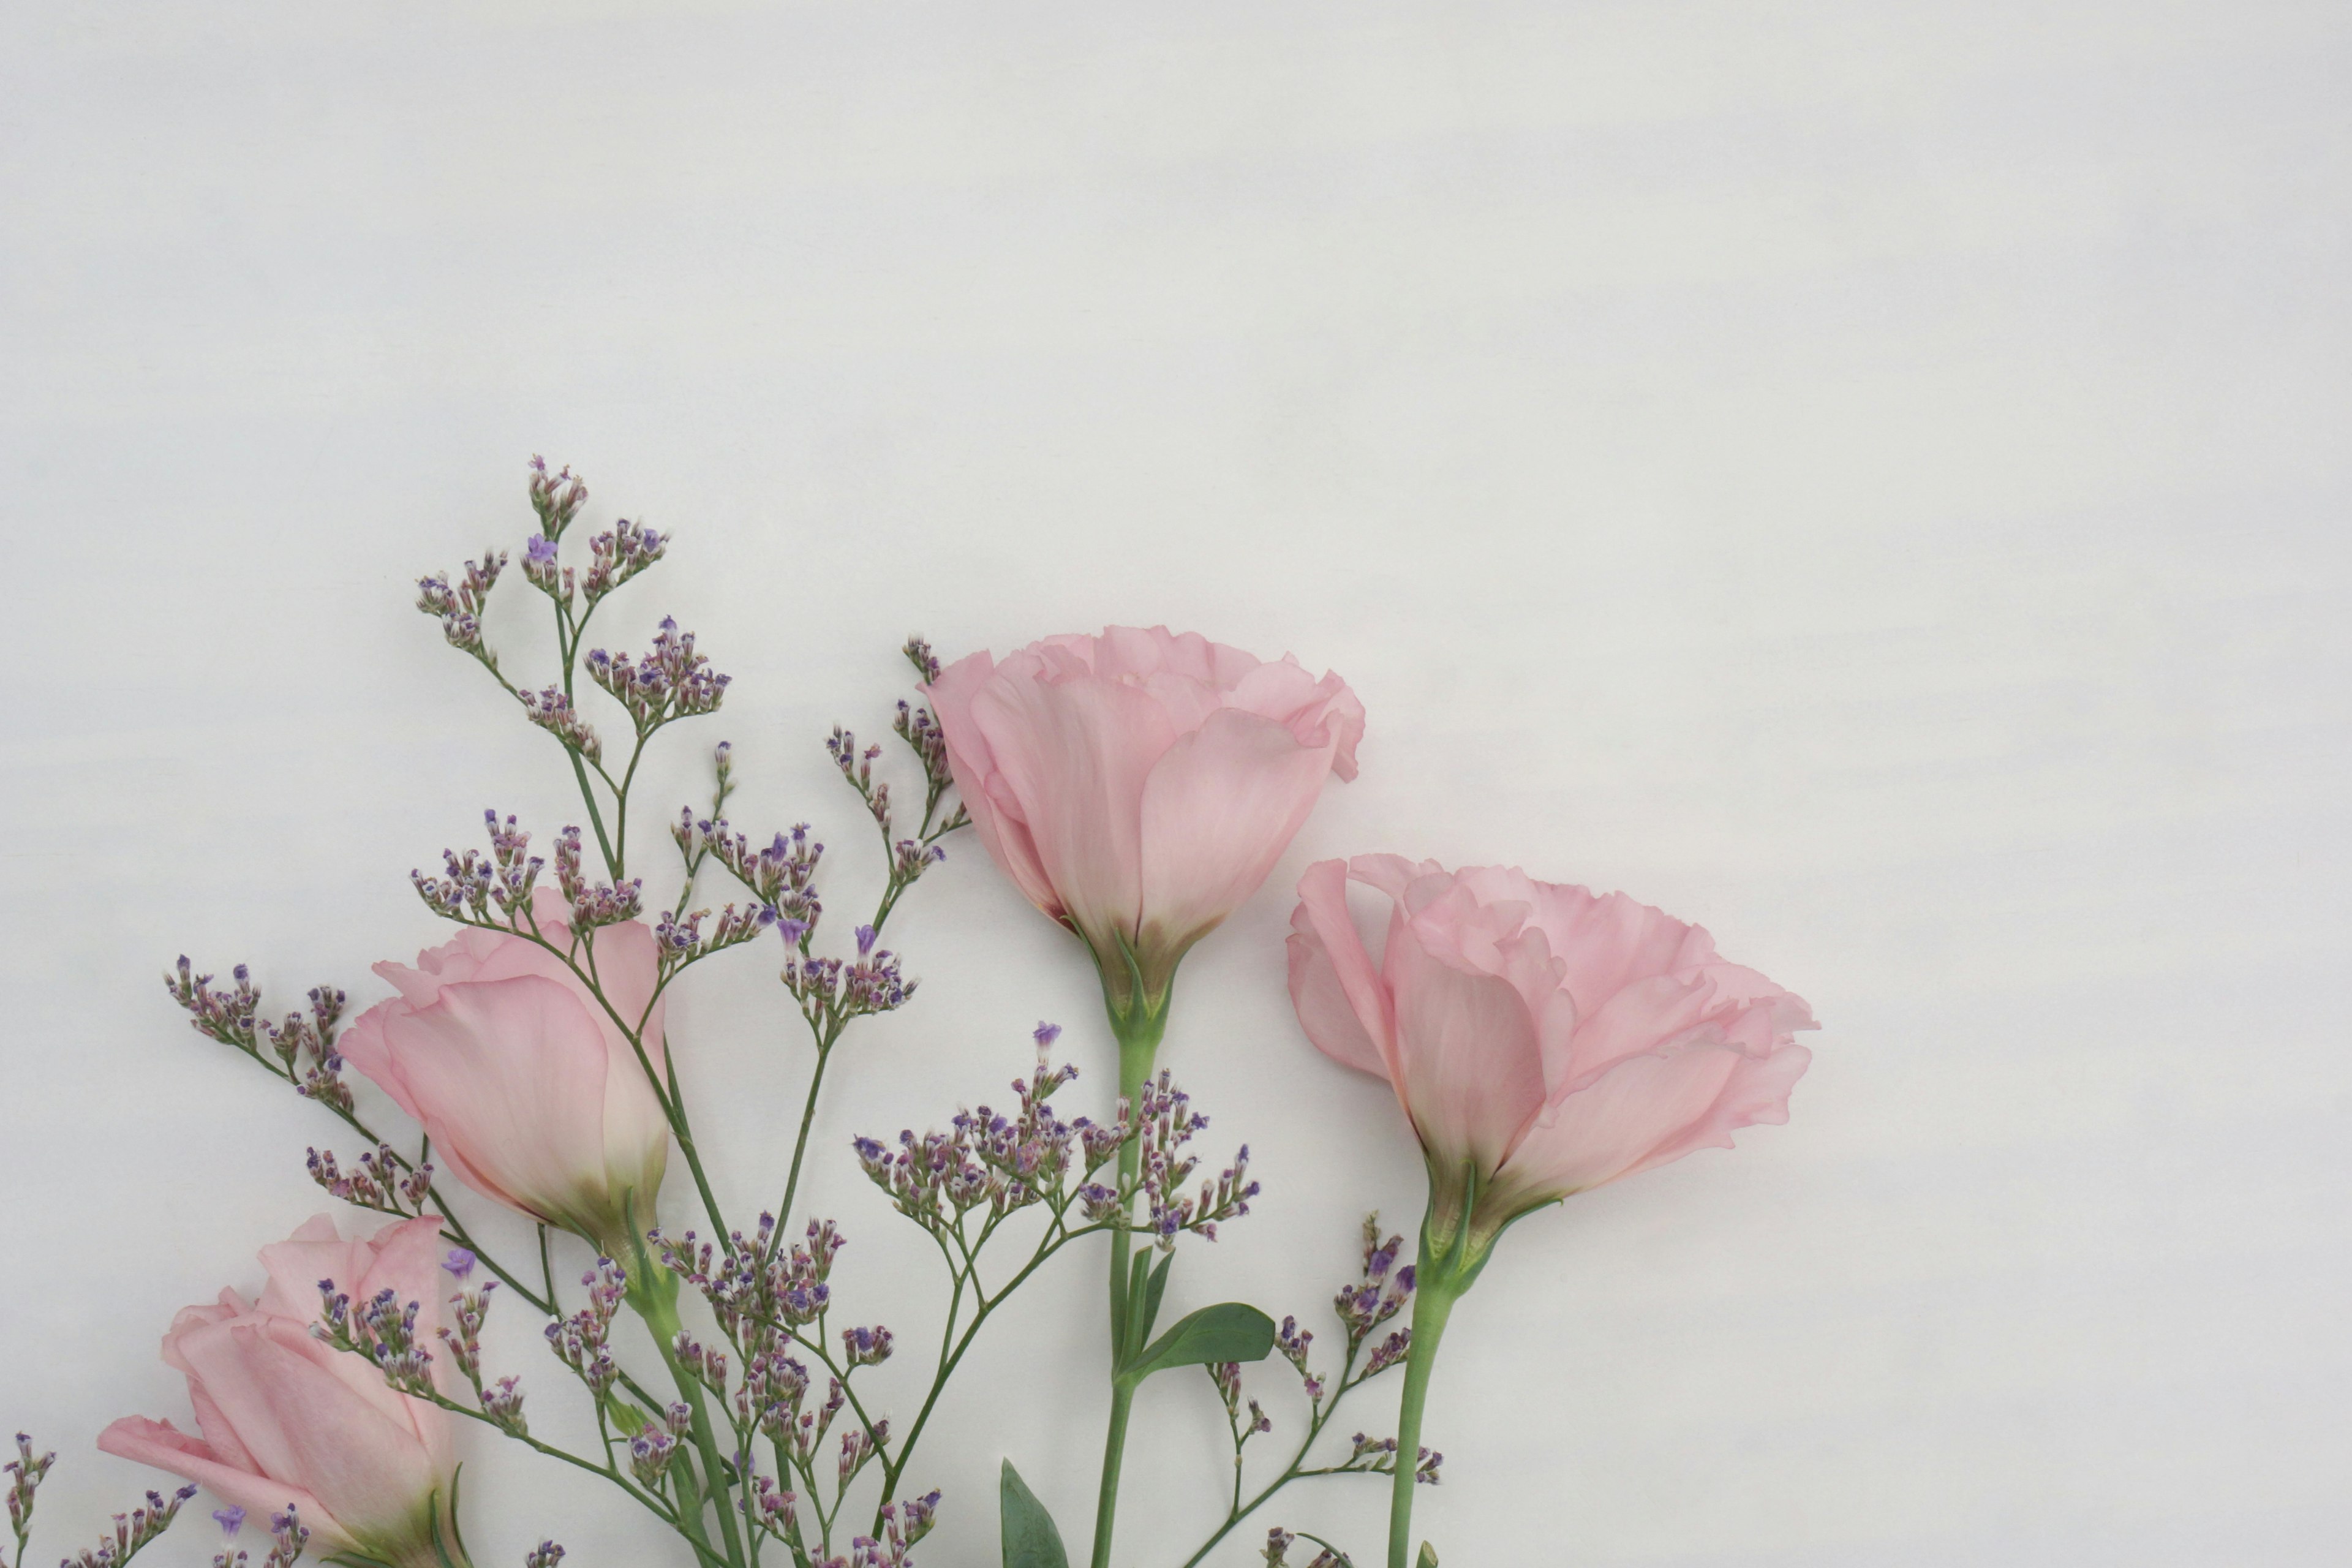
left=1139, top=708, right=1339, bottom=960
left=98, top=1418, right=352, bottom=1556
left=1286, top=859, right=1392, bottom=1077
left=1384, top=911, right=1548, bottom=1175
left=969, top=660, right=1174, bottom=954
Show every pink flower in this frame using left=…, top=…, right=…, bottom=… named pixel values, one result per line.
left=1288, top=856, right=1814, bottom=1255
left=928, top=627, right=1364, bottom=1026
left=99, top=1216, right=456, bottom=1568
left=340, top=889, right=669, bottom=1253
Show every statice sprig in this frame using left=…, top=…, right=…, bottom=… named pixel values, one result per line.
left=527, top=456, right=589, bottom=540
left=165, top=961, right=353, bottom=1109
left=437, top=1250, right=529, bottom=1437
left=894, top=637, right=970, bottom=843
left=417, top=550, right=509, bottom=670
left=4, top=1431, right=51, bottom=1568
left=306, top=1144, right=434, bottom=1217
left=690, top=820, right=823, bottom=943
left=314, top=1284, right=435, bottom=1398
left=546, top=1257, right=629, bottom=1411
left=518, top=685, right=605, bottom=766
left=58, top=1483, right=197, bottom=1568
left=208, top=1504, right=310, bottom=1568
left=1130, top=1070, right=1261, bottom=1254
left=1173, top=1217, right=1430, bottom=1568
left=587, top=619, right=731, bottom=736
left=1261, top=1528, right=1354, bottom=1568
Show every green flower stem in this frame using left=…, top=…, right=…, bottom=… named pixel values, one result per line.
left=1090, top=1005, right=1167, bottom=1568
left=1387, top=1251, right=1466, bottom=1568
left=629, top=1247, right=748, bottom=1568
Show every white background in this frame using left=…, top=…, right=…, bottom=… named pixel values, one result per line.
left=3, top=4, right=2346, bottom=1565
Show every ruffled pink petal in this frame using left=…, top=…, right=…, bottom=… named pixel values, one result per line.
left=1384, top=913, right=1548, bottom=1175
left=1617, top=1038, right=1813, bottom=1183
left=926, top=650, right=1065, bottom=919
left=97, top=1418, right=353, bottom=1555
left=969, top=663, right=1174, bottom=954
left=1559, top=963, right=1807, bottom=1094
left=334, top=1002, right=423, bottom=1128
left=1494, top=1040, right=1748, bottom=1200
left=1138, top=707, right=1341, bottom=959
left=1523, top=882, right=1720, bottom=1023
left=167, top=1319, right=439, bottom=1547
left=1285, top=860, right=1391, bottom=1077
left=375, top=975, right=616, bottom=1227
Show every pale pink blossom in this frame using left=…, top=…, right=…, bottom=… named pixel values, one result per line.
left=340, top=888, right=669, bottom=1251
left=928, top=627, right=1363, bottom=1020
left=1288, top=856, right=1814, bottom=1245
left=99, top=1216, right=456, bottom=1567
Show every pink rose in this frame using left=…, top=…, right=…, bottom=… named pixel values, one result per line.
left=1288, top=856, right=1815, bottom=1257
left=928, top=627, right=1363, bottom=1035
left=99, top=1216, right=457, bottom=1567
left=340, top=888, right=669, bottom=1253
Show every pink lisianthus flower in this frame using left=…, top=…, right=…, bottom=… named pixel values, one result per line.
left=99, top=1216, right=459, bottom=1568
left=1288, top=856, right=1815, bottom=1270
left=339, top=888, right=669, bottom=1255
left=927, top=626, right=1363, bottom=1039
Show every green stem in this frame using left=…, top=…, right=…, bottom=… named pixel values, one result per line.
left=630, top=1245, right=748, bottom=1568
left=1089, top=1007, right=1166, bottom=1568
left=772, top=1035, right=836, bottom=1243
left=1387, top=1261, right=1461, bottom=1568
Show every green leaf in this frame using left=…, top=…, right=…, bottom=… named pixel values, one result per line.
left=1121, top=1302, right=1277, bottom=1384
left=1418, top=1544, right=1439, bottom=1567
left=1000, top=1460, right=1070, bottom=1568
left=1135, top=1251, right=1173, bottom=1349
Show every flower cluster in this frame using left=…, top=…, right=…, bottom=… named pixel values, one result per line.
left=60, top=1483, right=198, bottom=1568
left=626, top=1405, right=693, bottom=1490
left=414, top=810, right=546, bottom=924
left=164, top=961, right=353, bottom=1107
left=210, top=1504, right=310, bottom=1568
left=437, top=1251, right=526, bottom=1436
left=830, top=724, right=949, bottom=903
left=526, top=456, right=589, bottom=538
left=546, top=1257, right=628, bottom=1403
left=313, top=1284, right=433, bottom=1399
left=784, top=924, right=913, bottom=1030
left=6, top=1430, right=53, bottom=1543
left=305, top=1144, right=434, bottom=1216
left=1261, top=1528, right=1349, bottom=1568
left=652, top=1216, right=846, bottom=1340
left=685, top=819, right=824, bottom=940
left=587, top=618, right=730, bottom=734
left=551, top=824, right=644, bottom=930
left=839, top=1491, right=938, bottom=1568
left=1129, top=1071, right=1259, bottom=1253
left=583, top=518, right=665, bottom=606
left=518, top=685, right=603, bottom=765
left=853, top=1025, right=1106, bottom=1234
left=415, top=551, right=507, bottom=662
left=652, top=902, right=769, bottom=973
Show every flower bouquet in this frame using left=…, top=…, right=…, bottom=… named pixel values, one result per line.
left=4, top=461, right=1814, bottom=1568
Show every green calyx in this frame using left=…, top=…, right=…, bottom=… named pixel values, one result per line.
left=1418, top=1156, right=1558, bottom=1295
left=1084, top=922, right=1186, bottom=1041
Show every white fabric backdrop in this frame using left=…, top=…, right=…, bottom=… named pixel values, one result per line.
left=3, top=4, right=2345, bottom=1564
